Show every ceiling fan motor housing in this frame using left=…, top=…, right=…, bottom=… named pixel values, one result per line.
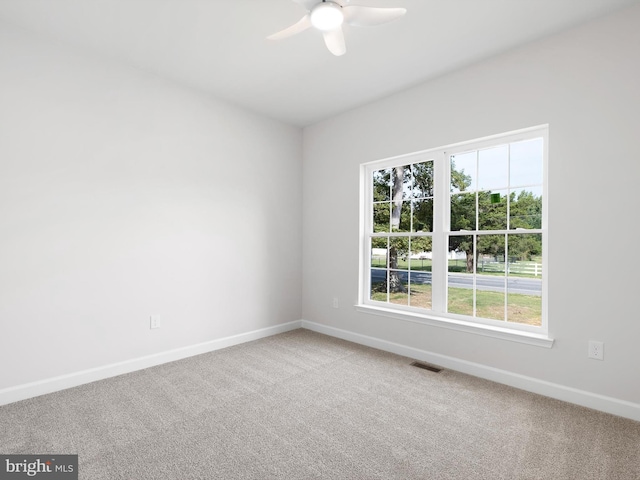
left=310, top=2, right=344, bottom=31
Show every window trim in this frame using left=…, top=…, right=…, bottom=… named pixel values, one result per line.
left=355, top=304, right=553, bottom=348
left=357, top=125, right=552, bottom=347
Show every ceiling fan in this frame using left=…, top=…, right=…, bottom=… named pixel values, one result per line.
left=267, top=0, right=407, bottom=56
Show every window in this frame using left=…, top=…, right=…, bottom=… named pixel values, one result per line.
left=359, top=126, right=549, bottom=344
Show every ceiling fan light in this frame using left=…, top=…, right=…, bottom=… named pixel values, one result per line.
left=310, top=2, right=344, bottom=31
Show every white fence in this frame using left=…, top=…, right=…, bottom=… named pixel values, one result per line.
left=479, top=259, right=542, bottom=276
left=371, top=249, right=465, bottom=260
left=371, top=248, right=542, bottom=276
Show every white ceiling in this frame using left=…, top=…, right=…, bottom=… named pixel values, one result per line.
left=1, top=0, right=638, bottom=126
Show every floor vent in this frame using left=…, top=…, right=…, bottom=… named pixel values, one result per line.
left=410, top=361, right=442, bottom=373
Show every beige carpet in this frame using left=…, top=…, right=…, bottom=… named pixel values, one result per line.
left=1, top=329, right=638, bottom=479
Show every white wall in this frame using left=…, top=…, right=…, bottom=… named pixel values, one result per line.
left=302, top=5, right=640, bottom=407
left=0, top=22, right=302, bottom=390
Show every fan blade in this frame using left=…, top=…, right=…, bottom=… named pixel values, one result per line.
left=267, top=14, right=312, bottom=40
left=323, top=27, right=346, bottom=56
left=343, top=6, right=407, bottom=27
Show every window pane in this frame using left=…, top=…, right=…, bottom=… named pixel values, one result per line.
left=478, top=145, right=508, bottom=190
left=451, top=151, right=476, bottom=193
left=393, top=200, right=411, bottom=232
left=507, top=233, right=542, bottom=267
left=412, top=199, right=433, bottom=232
left=385, top=237, right=410, bottom=304
left=373, top=169, right=391, bottom=201
left=451, top=192, right=476, bottom=231
left=409, top=239, right=432, bottom=310
left=371, top=237, right=387, bottom=268
left=506, top=233, right=542, bottom=326
left=507, top=292, right=541, bottom=326
left=389, top=270, right=409, bottom=306
left=477, top=289, right=506, bottom=321
left=477, top=234, right=506, bottom=321
left=448, top=235, right=473, bottom=273
left=412, top=161, right=434, bottom=198
left=389, top=237, right=409, bottom=270
left=409, top=271, right=432, bottom=309
left=447, top=235, right=474, bottom=315
left=373, top=202, right=390, bottom=232
left=477, top=234, right=505, bottom=270
left=509, top=187, right=542, bottom=229
left=510, top=138, right=543, bottom=187
left=391, top=166, right=411, bottom=201
left=448, top=282, right=474, bottom=316
left=402, top=165, right=414, bottom=199
left=479, top=189, right=508, bottom=230
left=409, top=237, right=432, bottom=271
left=370, top=269, right=387, bottom=303
left=389, top=166, right=410, bottom=230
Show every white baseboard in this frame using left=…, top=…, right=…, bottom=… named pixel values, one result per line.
left=5, top=319, right=638, bottom=423
left=0, top=320, right=302, bottom=407
left=301, top=320, right=640, bottom=423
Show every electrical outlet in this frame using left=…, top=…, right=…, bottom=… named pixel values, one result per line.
left=150, top=315, right=161, bottom=329
left=588, top=340, right=603, bottom=360
left=332, top=297, right=339, bottom=309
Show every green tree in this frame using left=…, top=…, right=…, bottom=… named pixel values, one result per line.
left=508, top=190, right=542, bottom=261
left=451, top=182, right=542, bottom=271
left=449, top=161, right=475, bottom=272
left=389, top=166, right=406, bottom=292
left=372, top=163, right=434, bottom=293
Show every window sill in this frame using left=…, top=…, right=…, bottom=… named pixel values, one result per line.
left=354, top=304, right=554, bottom=348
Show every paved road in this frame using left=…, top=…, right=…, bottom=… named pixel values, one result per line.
left=371, top=269, right=541, bottom=295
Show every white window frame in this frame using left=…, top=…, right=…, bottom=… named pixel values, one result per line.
left=357, top=125, right=553, bottom=348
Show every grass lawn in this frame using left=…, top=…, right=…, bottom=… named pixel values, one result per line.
left=371, top=284, right=541, bottom=326
left=371, top=283, right=432, bottom=309
left=448, top=288, right=541, bottom=326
